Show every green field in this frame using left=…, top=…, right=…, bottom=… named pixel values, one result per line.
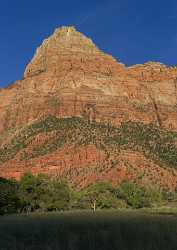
left=0, top=210, right=177, bottom=250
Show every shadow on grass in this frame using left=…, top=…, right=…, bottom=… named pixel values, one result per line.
left=0, top=210, right=177, bottom=250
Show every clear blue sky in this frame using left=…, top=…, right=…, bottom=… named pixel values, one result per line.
left=0, top=0, right=177, bottom=87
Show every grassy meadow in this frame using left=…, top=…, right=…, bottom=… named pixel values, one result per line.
left=0, top=210, right=177, bottom=250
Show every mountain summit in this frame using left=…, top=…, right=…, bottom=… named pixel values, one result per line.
left=0, top=26, right=177, bottom=189
left=24, top=26, right=104, bottom=78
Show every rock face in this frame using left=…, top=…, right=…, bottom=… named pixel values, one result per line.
left=1, top=26, right=177, bottom=132
left=0, top=26, right=177, bottom=189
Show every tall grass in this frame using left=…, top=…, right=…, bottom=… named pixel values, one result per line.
left=0, top=210, right=177, bottom=250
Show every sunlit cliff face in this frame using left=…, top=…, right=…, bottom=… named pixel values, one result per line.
left=0, top=26, right=177, bottom=189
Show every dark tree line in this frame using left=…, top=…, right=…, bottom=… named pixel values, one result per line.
left=0, top=173, right=174, bottom=215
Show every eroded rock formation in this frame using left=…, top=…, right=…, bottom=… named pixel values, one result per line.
left=0, top=26, right=177, bottom=189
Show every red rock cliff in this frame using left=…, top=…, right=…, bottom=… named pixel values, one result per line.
left=1, top=26, right=177, bottom=189
left=0, top=26, right=177, bottom=132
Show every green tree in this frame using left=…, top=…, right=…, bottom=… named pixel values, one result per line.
left=75, top=182, right=126, bottom=211
left=39, top=179, right=71, bottom=211
left=19, top=173, right=71, bottom=212
left=19, top=172, right=47, bottom=212
left=117, top=182, right=163, bottom=208
left=143, top=186, right=163, bottom=207
left=117, top=182, right=146, bottom=208
left=0, top=177, right=20, bottom=215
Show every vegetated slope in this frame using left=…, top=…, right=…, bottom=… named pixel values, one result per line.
left=0, top=116, right=177, bottom=189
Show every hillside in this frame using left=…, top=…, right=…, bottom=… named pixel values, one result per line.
left=0, top=116, right=177, bottom=189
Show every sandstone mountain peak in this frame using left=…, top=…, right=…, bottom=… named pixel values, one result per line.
left=24, top=26, right=104, bottom=78
left=49, top=25, right=98, bottom=51
left=1, top=26, right=177, bottom=189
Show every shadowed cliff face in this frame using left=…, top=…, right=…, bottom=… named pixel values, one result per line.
left=0, top=26, right=177, bottom=188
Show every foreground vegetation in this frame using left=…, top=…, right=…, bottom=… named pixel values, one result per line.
left=1, top=173, right=177, bottom=216
left=0, top=210, right=177, bottom=250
